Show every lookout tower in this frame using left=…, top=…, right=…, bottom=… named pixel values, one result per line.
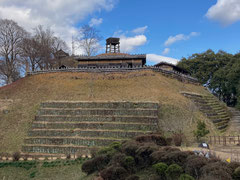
left=106, top=37, right=120, bottom=53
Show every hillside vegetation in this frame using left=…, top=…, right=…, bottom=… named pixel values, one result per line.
left=0, top=70, right=211, bottom=153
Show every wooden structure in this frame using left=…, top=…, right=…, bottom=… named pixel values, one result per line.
left=154, top=62, right=189, bottom=75
left=75, top=37, right=146, bottom=68
left=106, top=37, right=120, bottom=53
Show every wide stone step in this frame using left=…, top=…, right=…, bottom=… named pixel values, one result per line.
left=41, top=101, right=159, bottom=110
left=22, top=144, right=100, bottom=154
left=35, top=115, right=158, bottom=123
left=217, top=124, right=228, bottom=130
left=38, top=108, right=158, bottom=117
left=28, top=129, right=149, bottom=138
left=32, top=121, right=157, bottom=131
left=24, top=137, right=124, bottom=146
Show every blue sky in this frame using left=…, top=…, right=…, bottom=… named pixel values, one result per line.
left=0, top=0, right=240, bottom=64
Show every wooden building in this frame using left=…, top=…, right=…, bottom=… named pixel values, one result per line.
left=75, top=38, right=146, bottom=68
left=154, top=62, right=189, bottom=75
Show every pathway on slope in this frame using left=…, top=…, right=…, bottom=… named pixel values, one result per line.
left=228, top=107, right=240, bottom=133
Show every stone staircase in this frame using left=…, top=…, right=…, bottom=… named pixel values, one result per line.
left=181, top=92, right=230, bottom=132
left=22, top=101, right=159, bottom=157
left=228, top=107, right=240, bottom=132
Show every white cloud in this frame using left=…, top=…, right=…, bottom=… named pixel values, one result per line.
left=206, top=0, right=240, bottom=25
left=120, top=35, right=147, bottom=53
left=132, top=26, right=148, bottom=34
left=147, top=54, right=179, bottom=65
left=162, top=48, right=170, bottom=55
left=164, top=32, right=199, bottom=46
left=89, top=18, right=103, bottom=27
left=0, top=0, right=116, bottom=54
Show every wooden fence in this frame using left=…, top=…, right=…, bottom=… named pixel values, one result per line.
left=209, top=136, right=240, bottom=146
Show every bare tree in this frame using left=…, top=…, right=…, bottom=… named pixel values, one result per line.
left=76, top=25, right=102, bottom=56
left=0, top=19, right=27, bottom=84
left=20, top=25, right=69, bottom=71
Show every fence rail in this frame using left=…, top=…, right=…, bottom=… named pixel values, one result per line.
left=209, top=136, right=240, bottom=146
left=26, top=66, right=199, bottom=84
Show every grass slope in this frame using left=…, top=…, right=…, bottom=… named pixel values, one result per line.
left=0, top=70, right=210, bottom=153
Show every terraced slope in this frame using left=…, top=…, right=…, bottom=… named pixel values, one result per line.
left=182, top=92, right=230, bottom=132
left=22, top=101, right=159, bottom=157
left=228, top=107, right=240, bottom=133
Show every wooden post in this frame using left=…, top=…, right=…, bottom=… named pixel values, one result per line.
left=219, top=136, right=221, bottom=145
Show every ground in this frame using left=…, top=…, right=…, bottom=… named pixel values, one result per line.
left=0, top=70, right=216, bottom=153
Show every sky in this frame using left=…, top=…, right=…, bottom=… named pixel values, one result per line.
left=0, top=0, right=240, bottom=65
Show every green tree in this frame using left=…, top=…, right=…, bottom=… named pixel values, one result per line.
left=193, top=121, right=209, bottom=141
left=178, top=49, right=240, bottom=107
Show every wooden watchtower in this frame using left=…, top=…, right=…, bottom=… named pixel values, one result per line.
left=106, top=37, right=120, bottom=53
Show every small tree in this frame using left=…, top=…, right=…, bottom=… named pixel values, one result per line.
left=76, top=25, right=102, bottom=56
left=193, top=120, right=209, bottom=141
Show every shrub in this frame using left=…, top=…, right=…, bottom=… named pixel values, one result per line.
left=179, top=174, right=195, bottom=180
left=172, top=133, right=184, bottom=146
left=126, top=175, right=140, bottom=180
left=135, top=134, right=167, bottom=146
left=227, top=162, right=240, bottom=174
left=184, top=156, right=208, bottom=178
left=100, top=166, right=128, bottom=180
left=200, top=162, right=232, bottom=180
left=152, top=162, right=168, bottom=177
left=150, top=147, right=181, bottom=164
left=110, top=141, right=122, bottom=151
left=81, top=155, right=110, bottom=175
left=122, top=140, right=140, bottom=157
left=165, top=164, right=183, bottom=180
left=233, top=167, right=240, bottom=180
left=193, top=121, right=209, bottom=141
left=12, top=152, right=21, bottom=161
left=135, top=144, right=158, bottom=167
left=161, top=151, right=192, bottom=167
left=124, top=156, right=135, bottom=171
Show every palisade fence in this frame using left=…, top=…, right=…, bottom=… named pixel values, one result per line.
left=209, top=136, right=240, bottom=146
left=26, top=66, right=199, bottom=84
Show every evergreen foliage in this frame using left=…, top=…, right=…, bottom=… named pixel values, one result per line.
left=193, top=120, right=209, bottom=141
left=178, top=49, right=240, bottom=107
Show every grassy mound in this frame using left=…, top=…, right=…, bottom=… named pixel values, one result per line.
left=0, top=70, right=210, bottom=153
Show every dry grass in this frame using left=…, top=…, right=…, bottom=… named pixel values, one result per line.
left=0, top=70, right=211, bottom=153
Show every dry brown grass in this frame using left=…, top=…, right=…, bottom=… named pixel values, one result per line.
left=0, top=70, right=211, bottom=153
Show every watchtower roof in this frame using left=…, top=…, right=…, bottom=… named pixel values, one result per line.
left=106, top=37, right=120, bottom=45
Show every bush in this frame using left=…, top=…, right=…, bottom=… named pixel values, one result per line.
left=172, top=133, right=184, bottom=146
left=81, top=155, right=110, bottom=175
left=150, top=147, right=181, bottom=164
left=122, top=140, right=140, bottom=157
left=179, top=174, right=195, bottom=180
left=161, top=151, right=192, bottom=167
left=200, top=162, right=232, bottom=180
left=184, top=156, right=208, bottom=178
left=233, top=167, right=240, bottom=180
left=152, top=162, right=168, bottom=177
left=100, top=166, right=128, bottom=180
left=126, top=175, right=140, bottom=180
left=12, top=152, right=21, bottom=161
left=193, top=121, right=209, bottom=141
left=124, top=156, right=135, bottom=172
left=135, top=134, right=167, bottom=146
left=227, top=162, right=240, bottom=174
left=135, top=144, right=158, bottom=167
left=165, top=164, right=183, bottom=180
